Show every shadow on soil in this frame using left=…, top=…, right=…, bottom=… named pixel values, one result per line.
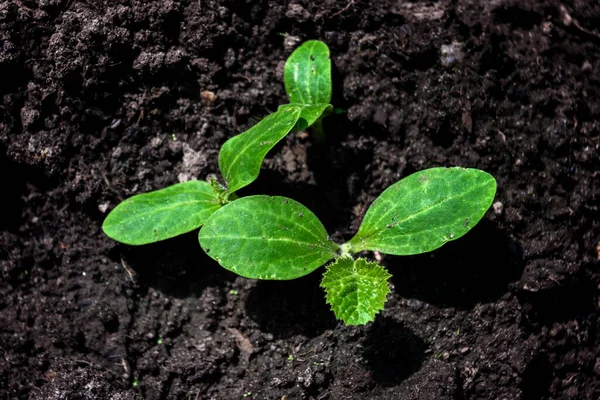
left=245, top=271, right=337, bottom=339
left=115, top=231, right=236, bottom=298
left=389, top=221, right=524, bottom=309
left=362, top=318, right=426, bottom=386
left=518, top=273, right=597, bottom=327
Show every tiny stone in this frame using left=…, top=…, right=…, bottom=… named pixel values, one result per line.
left=201, top=90, right=216, bottom=107
left=440, top=42, right=464, bottom=68
left=284, top=35, right=301, bottom=52
left=98, top=202, right=110, bottom=213
left=374, top=251, right=383, bottom=262
left=264, top=333, right=274, bottom=341
left=460, top=347, right=470, bottom=354
left=493, top=201, right=504, bottom=215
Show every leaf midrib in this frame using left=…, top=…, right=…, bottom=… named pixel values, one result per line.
left=358, top=178, right=493, bottom=243
left=221, top=109, right=300, bottom=188
left=104, top=198, right=220, bottom=228
left=205, top=235, right=335, bottom=253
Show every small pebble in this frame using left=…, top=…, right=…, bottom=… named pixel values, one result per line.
left=493, top=201, right=504, bottom=215
left=200, top=90, right=216, bottom=107
left=440, top=42, right=464, bottom=68
left=98, top=202, right=110, bottom=213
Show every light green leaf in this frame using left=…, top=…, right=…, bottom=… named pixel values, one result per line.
left=279, top=103, right=332, bottom=131
left=219, top=107, right=301, bottom=194
left=103, top=180, right=222, bottom=245
left=199, top=196, right=338, bottom=280
left=321, top=258, right=391, bottom=326
left=346, top=167, right=497, bottom=255
left=284, top=40, right=332, bottom=105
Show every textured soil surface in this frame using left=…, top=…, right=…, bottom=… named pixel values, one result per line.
left=1, top=0, right=599, bottom=399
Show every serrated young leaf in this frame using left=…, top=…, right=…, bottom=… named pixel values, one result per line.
left=321, top=258, right=391, bottom=326
left=103, top=180, right=222, bottom=245
left=279, top=103, right=332, bottom=131
left=199, top=196, right=338, bottom=280
left=219, top=107, right=301, bottom=194
left=346, top=167, right=497, bottom=255
left=284, top=40, right=332, bottom=105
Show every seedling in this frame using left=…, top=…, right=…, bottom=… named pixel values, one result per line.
left=101, top=41, right=498, bottom=326
left=199, top=167, right=496, bottom=325
left=103, top=40, right=332, bottom=244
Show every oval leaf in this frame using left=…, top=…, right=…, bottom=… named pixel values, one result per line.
left=347, top=167, right=497, bottom=255
left=321, top=258, right=391, bottom=326
left=284, top=40, right=332, bottom=105
left=219, top=107, right=301, bottom=194
left=199, top=196, right=338, bottom=280
left=103, top=180, right=222, bottom=245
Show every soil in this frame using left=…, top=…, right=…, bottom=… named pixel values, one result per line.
left=1, top=0, right=599, bottom=399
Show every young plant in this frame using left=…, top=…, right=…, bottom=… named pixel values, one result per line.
left=103, top=40, right=332, bottom=245
left=219, top=39, right=333, bottom=196
left=100, top=40, right=498, bottom=327
left=199, top=167, right=497, bottom=325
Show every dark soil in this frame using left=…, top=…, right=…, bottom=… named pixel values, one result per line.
left=1, top=0, right=599, bottom=399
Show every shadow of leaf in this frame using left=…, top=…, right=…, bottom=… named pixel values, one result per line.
left=114, top=230, right=235, bottom=299
left=362, top=318, right=426, bottom=386
left=245, top=271, right=337, bottom=338
left=389, top=221, right=523, bottom=309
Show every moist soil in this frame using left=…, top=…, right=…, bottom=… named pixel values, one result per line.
left=1, top=0, right=599, bottom=399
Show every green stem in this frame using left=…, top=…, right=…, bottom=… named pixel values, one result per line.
left=338, top=243, right=353, bottom=259
left=312, top=118, right=325, bottom=144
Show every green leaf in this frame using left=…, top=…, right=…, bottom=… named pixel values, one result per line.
left=199, top=196, right=338, bottom=280
left=279, top=103, right=332, bottom=131
left=219, top=107, right=301, bottom=194
left=103, top=180, right=222, bottom=245
left=284, top=40, right=332, bottom=105
left=346, top=167, right=497, bottom=255
left=321, top=258, right=391, bottom=326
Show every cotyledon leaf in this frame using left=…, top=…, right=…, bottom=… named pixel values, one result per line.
left=102, top=180, right=223, bottom=245
left=321, top=257, right=391, bottom=326
left=279, top=103, right=332, bottom=131
left=219, top=107, right=301, bottom=194
left=199, top=196, right=338, bottom=280
left=284, top=40, right=332, bottom=105
left=346, top=167, right=497, bottom=255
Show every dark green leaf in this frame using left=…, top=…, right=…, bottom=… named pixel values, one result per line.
left=103, top=180, right=222, bottom=245
left=219, top=107, right=301, bottom=194
left=284, top=40, right=332, bottom=105
left=321, top=257, right=391, bottom=325
left=199, top=196, right=338, bottom=280
left=346, top=167, right=497, bottom=255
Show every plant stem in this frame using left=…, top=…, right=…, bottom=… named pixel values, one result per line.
left=338, top=243, right=353, bottom=259
left=312, top=118, right=326, bottom=144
